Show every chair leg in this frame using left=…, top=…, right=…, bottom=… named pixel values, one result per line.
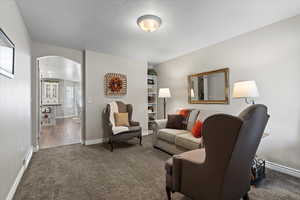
left=242, top=192, right=249, bottom=200
left=166, top=187, right=171, bottom=200
left=109, top=140, right=114, bottom=152
left=139, top=136, right=142, bottom=146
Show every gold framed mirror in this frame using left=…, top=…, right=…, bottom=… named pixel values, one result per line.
left=188, top=68, right=229, bottom=104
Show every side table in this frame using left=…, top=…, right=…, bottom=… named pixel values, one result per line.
left=250, top=133, right=269, bottom=185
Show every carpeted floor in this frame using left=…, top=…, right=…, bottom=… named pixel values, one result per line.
left=14, top=136, right=300, bottom=200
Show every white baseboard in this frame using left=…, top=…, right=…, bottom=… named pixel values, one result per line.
left=265, top=161, right=300, bottom=178
left=55, top=115, right=77, bottom=119
left=85, top=138, right=107, bottom=145
left=6, top=146, right=33, bottom=200
left=33, top=145, right=39, bottom=152
left=23, top=147, right=33, bottom=169
left=80, top=139, right=85, bottom=145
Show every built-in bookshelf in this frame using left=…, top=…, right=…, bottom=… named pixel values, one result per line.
left=147, top=74, right=158, bottom=131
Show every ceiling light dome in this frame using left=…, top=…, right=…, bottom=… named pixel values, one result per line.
left=137, top=15, right=162, bottom=32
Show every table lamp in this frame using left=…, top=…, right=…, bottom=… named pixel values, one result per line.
left=232, top=80, right=259, bottom=104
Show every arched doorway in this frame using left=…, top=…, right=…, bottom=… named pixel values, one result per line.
left=37, top=56, right=83, bottom=149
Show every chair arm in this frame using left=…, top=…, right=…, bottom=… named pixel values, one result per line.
left=102, top=107, right=113, bottom=137
left=106, top=121, right=113, bottom=128
left=152, top=119, right=168, bottom=145
left=130, top=121, right=140, bottom=126
left=104, top=119, right=113, bottom=133
left=153, top=119, right=167, bottom=131
left=171, top=149, right=206, bottom=192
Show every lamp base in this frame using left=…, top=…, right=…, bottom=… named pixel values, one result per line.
left=245, top=98, right=255, bottom=105
left=163, top=98, right=166, bottom=119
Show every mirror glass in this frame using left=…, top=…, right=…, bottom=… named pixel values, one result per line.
left=188, top=68, right=229, bottom=104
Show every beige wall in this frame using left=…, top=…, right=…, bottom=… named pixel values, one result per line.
left=85, top=50, right=148, bottom=141
left=156, top=15, right=300, bottom=170
left=0, top=0, right=32, bottom=199
left=31, top=42, right=84, bottom=147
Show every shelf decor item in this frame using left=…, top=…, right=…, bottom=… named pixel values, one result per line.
left=0, top=28, right=15, bottom=78
left=105, top=73, right=127, bottom=96
left=147, top=68, right=157, bottom=75
left=147, top=79, right=154, bottom=84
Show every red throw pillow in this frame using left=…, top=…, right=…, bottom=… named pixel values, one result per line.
left=191, top=120, right=203, bottom=138
left=178, top=109, right=190, bottom=118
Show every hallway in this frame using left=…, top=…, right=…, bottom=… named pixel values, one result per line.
left=39, top=118, right=81, bottom=149
left=38, top=56, right=82, bottom=149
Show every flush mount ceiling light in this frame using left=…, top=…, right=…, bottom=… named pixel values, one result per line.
left=137, top=15, right=162, bottom=32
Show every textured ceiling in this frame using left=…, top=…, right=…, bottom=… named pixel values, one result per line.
left=16, top=0, right=300, bottom=64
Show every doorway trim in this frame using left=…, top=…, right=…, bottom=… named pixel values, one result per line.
left=34, top=55, right=86, bottom=151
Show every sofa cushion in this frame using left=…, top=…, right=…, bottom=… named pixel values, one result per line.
left=115, top=126, right=141, bottom=136
left=197, top=110, right=221, bottom=122
left=158, top=129, right=190, bottom=143
left=187, top=109, right=200, bottom=131
left=175, top=133, right=203, bottom=150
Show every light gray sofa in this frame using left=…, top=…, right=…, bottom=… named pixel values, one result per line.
left=153, top=109, right=220, bottom=155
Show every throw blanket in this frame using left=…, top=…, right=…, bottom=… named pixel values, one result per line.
left=109, top=102, right=129, bottom=135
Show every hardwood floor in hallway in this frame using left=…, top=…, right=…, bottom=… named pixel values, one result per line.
left=39, top=118, right=81, bottom=149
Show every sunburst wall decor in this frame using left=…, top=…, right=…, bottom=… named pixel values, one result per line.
left=105, top=73, right=127, bottom=96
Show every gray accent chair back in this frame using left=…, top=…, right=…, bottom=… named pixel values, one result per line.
left=103, top=101, right=142, bottom=152
left=165, top=104, right=269, bottom=200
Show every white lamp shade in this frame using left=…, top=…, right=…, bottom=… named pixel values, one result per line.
left=233, top=80, right=259, bottom=98
left=159, top=88, right=171, bottom=98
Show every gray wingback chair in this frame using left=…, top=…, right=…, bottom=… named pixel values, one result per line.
left=165, top=104, right=269, bottom=200
left=103, top=101, right=142, bottom=151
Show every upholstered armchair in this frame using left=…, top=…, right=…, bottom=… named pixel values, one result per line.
left=103, top=101, right=142, bottom=151
left=165, top=104, right=269, bottom=200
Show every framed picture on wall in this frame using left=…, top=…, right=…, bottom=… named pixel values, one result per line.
left=0, top=28, right=15, bottom=78
left=105, top=73, right=127, bottom=96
